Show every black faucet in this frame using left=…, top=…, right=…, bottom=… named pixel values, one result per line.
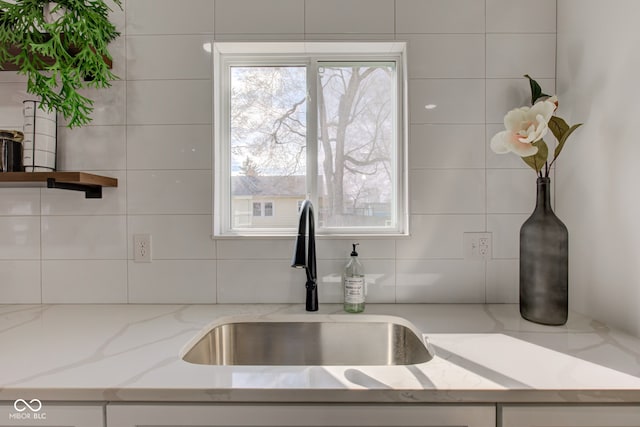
left=291, top=199, right=318, bottom=311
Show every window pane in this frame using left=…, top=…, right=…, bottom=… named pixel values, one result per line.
left=230, top=66, right=307, bottom=229
left=317, top=63, right=395, bottom=228
left=264, top=202, right=273, bottom=217
left=252, top=202, right=262, bottom=217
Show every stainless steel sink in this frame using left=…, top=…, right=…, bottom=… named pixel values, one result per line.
left=181, top=315, right=434, bottom=366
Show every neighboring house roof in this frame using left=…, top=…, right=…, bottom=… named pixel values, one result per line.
left=232, top=175, right=306, bottom=197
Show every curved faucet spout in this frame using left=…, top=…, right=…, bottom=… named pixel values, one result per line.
left=291, top=199, right=318, bottom=311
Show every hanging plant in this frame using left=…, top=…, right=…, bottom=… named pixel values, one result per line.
left=0, top=0, right=123, bottom=127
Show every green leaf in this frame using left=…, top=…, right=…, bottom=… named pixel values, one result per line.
left=524, top=74, right=550, bottom=105
left=554, top=123, right=582, bottom=160
left=547, top=116, right=569, bottom=143
left=521, top=139, right=549, bottom=173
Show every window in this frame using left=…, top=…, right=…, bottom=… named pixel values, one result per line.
left=214, top=42, right=407, bottom=236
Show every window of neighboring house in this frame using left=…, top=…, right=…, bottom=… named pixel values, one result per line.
left=264, top=202, right=274, bottom=217
left=213, top=42, right=407, bottom=236
left=252, top=202, right=262, bottom=217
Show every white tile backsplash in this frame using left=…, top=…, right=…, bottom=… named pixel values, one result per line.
left=0, top=217, right=40, bottom=259
left=0, top=189, right=40, bottom=216
left=410, top=169, right=486, bottom=214
left=409, top=79, right=485, bottom=124
left=127, top=215, right=215, bottom=259
left=42, top=260, right=128, bottom=303
left=486, top=0, right=557, bottom=33
left=396, top=0, right=486, bottom=34
left=126, top=125, right=212, bottom=170
left=410, top=124, right=486, bottom=169
left=215, top=0, right=304, bottom=35
left=0, top=260, right=41, bottom=303
left=57, top=126, right=127, bottom=171
left=126, top=35, right=213, bottom=80
left=397, top=215, right=486, bottom=259
left=486, top=34, right=557, bottom=79
left=305, top=0, right=394, bottom=35
left=41, top=215, right=127, bottom=260
left=126, top=0, right=214, bottom=35
left=0, top=0, right=556, bottom=305
left=127, top=170, right=212, bottom=215
left=127, top=80, right=212, bottom=125
left=128, top=260, right=216, bottom=303
left=396, top=259, right=486, bottom=303
left=404, top=35, right=485, bottom=79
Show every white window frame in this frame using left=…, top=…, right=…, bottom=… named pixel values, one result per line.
left=213, top=42, right=408, bottom=237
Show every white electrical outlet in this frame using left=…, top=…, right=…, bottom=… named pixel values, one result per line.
left=463, top=232, right=492, bottom=260
left=134, top=234, right=152, bottom=262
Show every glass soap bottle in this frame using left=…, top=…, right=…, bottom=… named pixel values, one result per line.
left=343, top=243, right=365, bottom=313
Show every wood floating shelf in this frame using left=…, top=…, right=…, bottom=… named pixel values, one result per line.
left=0, top=172, right=117, bottom=199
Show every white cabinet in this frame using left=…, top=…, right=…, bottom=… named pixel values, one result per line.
left=108, top=404, right=494, bottom=427
left=0, top=402, right=104, bottom=427
left=501, top=405, right=640, bottom=426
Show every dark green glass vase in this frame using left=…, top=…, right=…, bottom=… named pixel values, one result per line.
left=519, top=177, right=568, bottom=325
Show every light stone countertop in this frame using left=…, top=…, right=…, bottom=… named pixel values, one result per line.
left=2, top=303, right=640, bottom=403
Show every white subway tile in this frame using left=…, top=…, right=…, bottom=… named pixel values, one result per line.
left=71, top=81, right=126, bottom=126
left=215, top=0, right=303, bottom=35
left=317, top=259, right=396, bottom=304
left=126, top=35, right=213, bottom=80
left=0, top=189, right=40, bottom=216
left=487, top=0, right=556, bottom=33
left=128, top=260, right=216, bottom=303
left=487, top=169, right=537, bottom=214
left=396, top=0, right=485, bottom=34
left=410, top=124, right=486, bottom=169
left=127, top=80, right=212, bottom=125
left=216, top=239, right=294, bottom=260
left=316, top=239, right=396, bottom=260
left=127, top=170, right=212, bottom=215
left=0, top=217, right=40, bottom=259
left=487, top=214, right=529, bottom=259
left=0, top=260, right=41, bottom=303
left=396, top=259, right=485, bottom=303
left=486, top=78, right=555, bottom=123
left=127, top=125, right=212, bottom=170
left=41, top=171, right=126, bottom=216
left=57, top=126, right=126, bottom=171
left=487, top=34, right=556, bottom=79
left=486, top=259, right=519, bottom=303
left=126, top=0, right=214, bottom=35
left=397, top=215, right=486, bottom=259
left=405, top=35, right=485, bottom=79
left=305, top=0, right=394, bottom=34
left=0, top=83, right=30, bottom=129
left=217, top=259, right=303, bottom=303
left=42, top=260, right=127, bottom=303
left=409, top=79, right=485, bottom=124
left=41, top=215, right=127, bottom=260
left=410, top=169, right=486, bottom=214
left=127, top=215, right=215, bottom=259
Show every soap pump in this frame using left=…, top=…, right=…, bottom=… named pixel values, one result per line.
left=343, top=243, right=365, bottom=313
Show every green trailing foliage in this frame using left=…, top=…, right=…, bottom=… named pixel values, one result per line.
left=0, top=0, right=122, bottom=127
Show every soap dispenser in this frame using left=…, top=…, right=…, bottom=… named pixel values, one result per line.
left=343, top=243, right=365, bottom=313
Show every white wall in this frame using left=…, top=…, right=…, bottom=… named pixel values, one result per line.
left=0, top=0, right=557, bottom=305
left=557, top=0, right=640, bottom=335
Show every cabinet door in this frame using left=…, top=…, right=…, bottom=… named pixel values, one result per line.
left=108, top=404, right=494, bottom=427
left=502, top=405, right=640, bottom=427
left=0, top=402, right=104, bottom=427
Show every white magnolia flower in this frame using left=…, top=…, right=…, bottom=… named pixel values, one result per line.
left=490, top=100, right=556, bottom=157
